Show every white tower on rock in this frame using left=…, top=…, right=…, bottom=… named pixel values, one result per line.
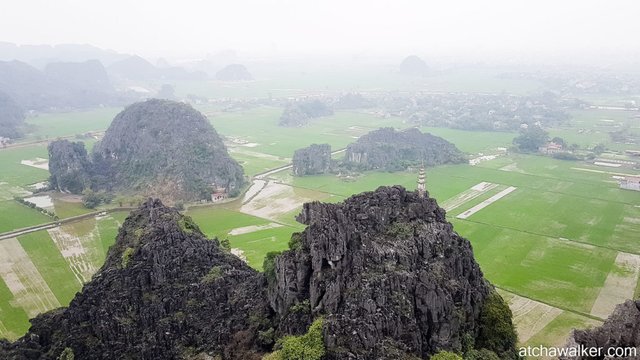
left=417, top=164, right=426, bottom=199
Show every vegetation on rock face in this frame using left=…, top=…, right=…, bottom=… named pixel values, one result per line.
left=430, top=351, right=463, bottom=360
left=344, top=127, right=467, bottom=171
left=476, top=291, right=518, bottom=359
left=291, top=144, right=331, bottom=176
left=48, top=140, right=93, bottom=194
left=464, top=349, right=500, bottom=360
left=267, top=318, right=325, bottom=360
left=263, top=251, right=281, bottom=285
left=278, top=100, right=334, bottom=127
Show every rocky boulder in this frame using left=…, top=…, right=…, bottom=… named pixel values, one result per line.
left=561, top=299, right=640, bottom=360
left=268, top=185, right=517, bottom=359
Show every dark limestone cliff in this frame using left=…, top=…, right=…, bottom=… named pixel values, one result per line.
left=292, top=144, right=332, bottom=176
left=344, top=127, right=467, bottom=171
left=48, top=140, right=92, bottom=193
left=561, top=299, right=640, bottom=360
left=0, top=199, right=273, bottom=360
left=0, top=187, right=517, bottom=359
left=268, top=186, right=516, bottom=359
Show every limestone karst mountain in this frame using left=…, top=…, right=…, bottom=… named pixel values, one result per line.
left=215, top=64, right=253, bottom=81
left=399, top=55, right=429, bottom=76
left=344, top=127, right=467, bottom=170
left=48, top=99, right=245, bottom=202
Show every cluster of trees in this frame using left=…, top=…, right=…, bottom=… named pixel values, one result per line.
left=512, top=125, right=550, bottom=152
left=512, top=125, right=607, bottom=161
left=81, top=190, right=114, bottom=209
left=279, top=100, right=334, bottom=127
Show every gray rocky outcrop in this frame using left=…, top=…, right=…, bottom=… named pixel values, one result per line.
left=292, top=144, right=332, bottom=176
left=561, top=299, right=640, bottom=360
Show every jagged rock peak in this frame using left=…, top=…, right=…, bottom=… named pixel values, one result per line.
left=1, top=199, right=272, bottom=360
left=268, top=185, right=518, bottom=359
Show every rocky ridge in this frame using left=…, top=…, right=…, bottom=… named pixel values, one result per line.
left=0, top=186, right=517, bottom=359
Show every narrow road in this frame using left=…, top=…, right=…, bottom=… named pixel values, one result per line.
left=0, top=207, right=135, bottom=241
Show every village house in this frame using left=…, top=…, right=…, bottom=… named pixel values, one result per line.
left=538, top=141, right=563, bottom=154
left=210, top=184, right=227, bottom=202
left=619, top=176, right=640, bottom=191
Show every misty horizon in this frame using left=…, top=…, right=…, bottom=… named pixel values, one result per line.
left=1, top=0, right=639, bottom=67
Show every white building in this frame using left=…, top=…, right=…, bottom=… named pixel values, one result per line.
left=619, top=176, right=640, bottom=191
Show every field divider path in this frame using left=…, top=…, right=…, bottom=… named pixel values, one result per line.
left=440, top=182, right=499, bottom=212
left=456, top=186, right=517, bottom=219
left=0, top=207, right=136, bottom=242
left=445, top=171, right=640, bottom=207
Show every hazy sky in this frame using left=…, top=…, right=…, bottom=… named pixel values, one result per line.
left=2, top=0, right=640, bottom=62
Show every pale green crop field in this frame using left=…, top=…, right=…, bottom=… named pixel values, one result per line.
left=23, top=107, right=122, bottom=141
